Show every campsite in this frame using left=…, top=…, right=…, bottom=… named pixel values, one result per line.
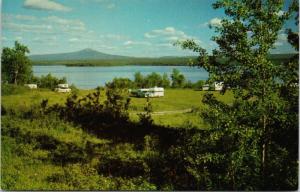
left=1, top=0, right=298, bottom=190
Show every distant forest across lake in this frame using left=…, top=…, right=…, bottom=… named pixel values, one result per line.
left=29, top=48, right=296, bottom=67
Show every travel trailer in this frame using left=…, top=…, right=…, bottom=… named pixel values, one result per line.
left=55, top=84, right=71, bottom=93
left=214, top=82, right=224, bottom=91
left=131, top=87, right=164, bottom=97
left=24, top=84, right=37, bottom=89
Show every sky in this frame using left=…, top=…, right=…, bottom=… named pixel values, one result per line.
left=1, top=0, right=298, bottom=57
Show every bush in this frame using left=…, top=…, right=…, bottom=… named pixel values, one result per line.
left=1, top=84, right=29, bottom=96
left=106, top=78, right=135, bottom=89
left=193, top=80, right=205, bottom=90
left=134, top=71, right=171, bottom=88
left=33, top=73, right=67, bottom=90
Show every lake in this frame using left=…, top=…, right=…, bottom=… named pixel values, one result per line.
left=33, top=65, right=209, bottom=89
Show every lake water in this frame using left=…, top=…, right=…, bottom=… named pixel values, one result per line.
left=33, top=65, right=209, bottom=89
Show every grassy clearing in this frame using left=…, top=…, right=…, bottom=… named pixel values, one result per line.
left=2, top=88, right=233, bottom=128
left=1, top=85, right=234, bottom=190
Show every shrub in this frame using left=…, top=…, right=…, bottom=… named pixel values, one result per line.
left=1, top=84, right=29, bottom=96
left=106, top=78, right=135, bottom=89
left=33, top=73, right=67, bottom=90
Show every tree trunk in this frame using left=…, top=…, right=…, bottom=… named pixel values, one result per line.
left=14, top=70, right=18, bottom=85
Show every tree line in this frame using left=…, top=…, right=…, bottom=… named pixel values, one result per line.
left=106, top=69, right=206, bottom=89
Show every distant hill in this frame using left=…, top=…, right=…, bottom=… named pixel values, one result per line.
left=29, top=48, right=133, bottom=61
left=29, top=49, right=297, bottom=67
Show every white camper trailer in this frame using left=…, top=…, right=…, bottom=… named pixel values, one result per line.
left=24, top=84, right=37, bottom=89
left=214, top=82, right=224, bottom=91
left=55, top=84, right=71, bottom=93
left=133, top=87, right=164, bottom=97
left=202, top=84, right=210, bottom=91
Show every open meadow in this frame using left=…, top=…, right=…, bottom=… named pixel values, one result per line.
left=1, top=85, right=234, bottom=190
left=2, top=87, right=234, bottom=128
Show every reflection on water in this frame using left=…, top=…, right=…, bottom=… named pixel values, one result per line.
left=33, top=65, right=209, bottom=89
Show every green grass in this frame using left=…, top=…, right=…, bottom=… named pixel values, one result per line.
left=1, top=85, right=234, bottom=190
left=1, top=115, right=156, bottom=190
left=2, top=87, right=233, bottom=128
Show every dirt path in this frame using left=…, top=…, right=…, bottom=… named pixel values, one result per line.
left=130, top=108, right=192, bottom=116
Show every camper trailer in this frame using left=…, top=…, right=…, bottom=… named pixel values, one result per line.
left=202, top=82, right=224, bottom=91
left=202, top=84, right=210, bottom=91
left=24, top=84, right=37, bottom=89
left=132, top=87, right=164, bottom=98
left=55, top=84, right=71, bottom=93
left=214, top=82, right=224, bottom=91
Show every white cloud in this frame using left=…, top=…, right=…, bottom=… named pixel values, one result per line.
left=156, top=43, right=172, bottom=47
left=144, top=27, right=201, bottom=44
left=23, top=0, right=71, bottom=12
left=44, top=16, right=86, bottom=32
left=105, top=34, right=126, bottom=40
left=165, top=36, right=179, bottom=41
left=69, top=38, right=79, bottom=42
left=124, top=40, right=151, bottom=46
left=3, top=15, right=87, bottom=36
left=3, top=22, right=53, bottom=33
left=16, top=36, right=23, bottom=41
left=3, top=14, right=37, bottom=22
left=208, top=18, right=222, bottom=28
left=146, top=26, right=178, bottom=37
left=165, top=27, right=176, bottom=33
left=144, top=33, right=156, bottom=38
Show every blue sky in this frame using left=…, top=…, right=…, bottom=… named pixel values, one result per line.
left=2, top=0, right=298, bottom=57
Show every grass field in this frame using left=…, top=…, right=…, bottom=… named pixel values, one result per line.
left=2, top=87, right=233, bottom=128
left=1, top=86, right=234, bottom=190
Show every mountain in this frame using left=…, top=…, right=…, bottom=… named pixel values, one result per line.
left=29, top=48, right=133, bottom=61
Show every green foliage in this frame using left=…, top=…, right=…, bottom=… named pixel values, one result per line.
left=133, top=71, right=170, bottom=88
left=177, top=0, right=298, bottom=190
left=138, top=97, right=154, bottom=128
left=134, top=72, right=145, bottom=87
left=1, top=86, right=233, bottom=190
left=193, top=80, right=206, bottom=90
left=32, top=73, right=67, bottom=89
left=105, top=85, right=131, bottom=121
left=32, top=56, right=197, bottom=66
left=162, top=73, right=171, bottom=88
left=1, top=41, right=32, bottom=84
left=1, top=84, right=30, bottom=96
left=106, top=77, right=135, bottom=89
left=171, top=68, right=186, bottom=88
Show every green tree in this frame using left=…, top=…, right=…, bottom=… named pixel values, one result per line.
left=106, top=77, right=135, bottom=89
left=162, top=73, right=170, bottom=88
left=145, top=72, right=163, bottom=87
left=1, top=41, right=32, bottom=84
left=138, top=97, right=153, bottom=128
left=170, top=69, right=185, bottom=88
left=134, top=72, right=145, bottom=88
left=194, top=80, right=205, bottom=90
left=178, top=0, right=298, bottom=190
left=36, top=73, right=67, bottom=89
